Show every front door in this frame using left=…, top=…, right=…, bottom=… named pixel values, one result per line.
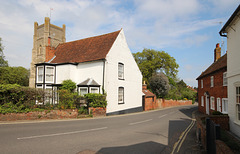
left=206, top=96, right=209, bottom=115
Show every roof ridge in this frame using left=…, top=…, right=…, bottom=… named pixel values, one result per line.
left=60, top=29, right=121, bottom=45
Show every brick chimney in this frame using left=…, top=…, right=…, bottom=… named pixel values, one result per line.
left=45, top=37, right=56, bottom=62
left=142, top=81, right=147, bottom=90
left=214, top=43, right=221, bottom=62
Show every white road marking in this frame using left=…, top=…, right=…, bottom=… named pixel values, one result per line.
left=17, top=127, right=108, bottom=140
left=158, top=114, right=167, bottom=118
left=129, top=119, right=153, bottom=125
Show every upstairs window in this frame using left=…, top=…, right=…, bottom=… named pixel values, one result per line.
left=201, top=80, right=203, bottom=88
left=118, top=63, right=124, bottom=80
left=211, top=76, right=214, bottom=87
left=118, top=87, right=124, bottom=104
left=223, top=72, right=227, bottom=86
left=46, top=66, right=54, bottom=82
left=37, top=66, right=44, bottom=82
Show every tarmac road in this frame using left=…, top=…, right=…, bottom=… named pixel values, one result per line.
left=0, top=105, right=200, bottom=154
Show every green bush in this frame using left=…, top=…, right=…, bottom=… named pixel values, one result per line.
left=78, top=106, right=88, bottom=115
left=59, top=80, right=76, bottom=92
left=84, top=93, right=107, bottom=108
left=211, top=111, right=224, bottom=115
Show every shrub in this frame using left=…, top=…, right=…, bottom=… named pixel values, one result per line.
left=84, top=93, right=107, bottom=108
left=211, top=111, right=224, bottom=115
left=60, top=80, right=76, bottom=92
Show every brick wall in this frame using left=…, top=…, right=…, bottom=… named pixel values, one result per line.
left=209, top=115, right=229, bottom=130
left=89, top=107, right=106, bottom=117
left=197, top=67, right=227, bottom=114
left=0, top=109, right=78, bottom=121
left=143, top=98, right=192, bottom=111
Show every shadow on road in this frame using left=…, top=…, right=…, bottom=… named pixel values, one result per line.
left=97, top=141, right=170, bottom=154
left=95, top=107, right=201, bottom=154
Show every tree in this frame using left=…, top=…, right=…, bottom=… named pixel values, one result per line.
left=0, top=66, right=29, bottom=86
left=149, top=72, right=170, bottom=98
left=0, top=38, right=8, bottom=67
left=133, top=49, right=179, bottom=83
left=60, top=79, right=76, bottom=92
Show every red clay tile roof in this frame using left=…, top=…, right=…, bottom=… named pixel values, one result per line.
left=50, top=30, right=121, bottom=64
left=142, top=89, right=156, bottom=97
left=196, top=53, right=227, bottom=80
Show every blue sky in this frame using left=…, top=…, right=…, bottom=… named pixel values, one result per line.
left=0, top=0, right=239, bottom=87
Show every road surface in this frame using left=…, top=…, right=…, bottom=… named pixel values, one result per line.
left=0, top=105, right=197, bottom=154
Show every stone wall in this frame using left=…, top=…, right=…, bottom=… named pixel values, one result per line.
left=0, top=109, right=78, bottom=121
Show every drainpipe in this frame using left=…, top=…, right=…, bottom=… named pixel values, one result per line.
left=102, top=59, right=106, bottom=94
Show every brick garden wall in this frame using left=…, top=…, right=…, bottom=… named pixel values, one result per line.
left=0, top=109, right=78, bottom=121
left=143, top=98, right=192, bottom=111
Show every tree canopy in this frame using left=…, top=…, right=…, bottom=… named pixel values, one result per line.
left=133, top=49, right=179, bottom=83
left=0, top=37, right=8, bottom=67
left=149, top=72, right=170, bottom=98
left=60, top=79, right=76, bottom=92
left=0, top=66, right=29, bottom=86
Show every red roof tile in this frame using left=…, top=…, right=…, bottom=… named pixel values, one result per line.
left=197, top=53, right=227, bottom=80
left=142, top=89, right=156, bottom=97
left=51, top=30, right=121, bottom=64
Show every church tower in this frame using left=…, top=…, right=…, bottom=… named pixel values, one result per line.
left=29, top=17, right=66, bottom=88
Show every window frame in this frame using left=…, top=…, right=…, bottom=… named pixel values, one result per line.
left=210, top=96, right=215, bottom=110
left=118, top=87, right=124, bottom=104
left=90, top=87, right=99, bottom=94
left=45, top=66, right=55, bottom=83
left=223, top=72, right=227, bottom=86
left=201, top=80, right=203, bottom=88
left=37, top=66, right=44, bottom=83
left=222, top=98, right=228, bottom=114
left=211, top=76, right=214, bottom=87
left=217, top=97, right=221, bottom=112
left=201, top=96, right=204, bottom=107
left=79, top=87, right=88, bottom=96
left=118, top=63, right=124, bottom=80
left=236, top=86, right=240, bottom=121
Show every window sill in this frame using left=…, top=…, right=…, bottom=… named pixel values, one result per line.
left=118, top=78, right=125, bottom=80
left=118, top=102, right=125, bottom=105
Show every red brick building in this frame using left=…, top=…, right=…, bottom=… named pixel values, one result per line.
left=197, top=47, right=227, bottom=115
left=142, top=83, right=156, bottom=111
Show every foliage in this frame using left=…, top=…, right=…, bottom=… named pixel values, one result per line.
left=78, top=106, right=88, bottom=115
left=0, top=84, right=45, bottom=105
left=165, top=79, right=197, bottom=102
left=60, top=79, right=76, bottom=92
left=211, top=111, right=223, bottom=115
left=0, top=102, right=44, bottom=114
left=58, top=89, right=79, bottom=109
left=0, top=66, right=29, bottom=86
left=133, top=48, right=179, bottom=83
left=0, top=37, right=8, bottom=67
left=149, top=72, right=170, bottom=98
left=84, top=93, right=107, bottom=108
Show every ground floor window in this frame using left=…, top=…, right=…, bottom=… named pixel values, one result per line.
left=90, top=87, right=99, bottom=94
left=118, top=87, right=124, bottom=104
left=201, top=96, right=204, bottom=106
left=79, top=87, right=88, bottom=96
left=222, top=98, right=228, bottom=114
left=210, top=96, right=215, bottom=110
left=217, top=98, right=221, bottom=112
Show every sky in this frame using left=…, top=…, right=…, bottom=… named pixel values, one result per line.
left=0, top=0, right=239, bottom=87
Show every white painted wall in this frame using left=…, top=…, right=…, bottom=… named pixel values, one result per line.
left=226, top=15, right=240, bottom=137
left=105, top=29, right=142, bottom=114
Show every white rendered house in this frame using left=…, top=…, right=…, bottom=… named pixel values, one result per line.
left=34, top=29, right=143, bottom=115
left=220, top=5, right=240, bottom=137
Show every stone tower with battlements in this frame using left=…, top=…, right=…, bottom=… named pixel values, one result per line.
left=29, top=17, right=66, bottom=88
